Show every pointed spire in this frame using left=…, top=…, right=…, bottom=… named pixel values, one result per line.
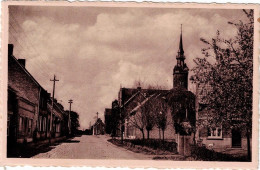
left=178, top=24, right=184, bottom=55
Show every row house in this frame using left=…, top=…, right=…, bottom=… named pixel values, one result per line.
left=7, top=44, right=68, bottom=147
left=8, top=44, right=42, bottom=144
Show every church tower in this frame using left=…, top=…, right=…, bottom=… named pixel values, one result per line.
left=173, top=25, right=189, bottom=89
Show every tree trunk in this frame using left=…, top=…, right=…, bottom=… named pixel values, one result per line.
left=162, top=130, right=165, bottom=142
left=141, top=129, right=145, bottom=141
left=147, top=130, right=150, bottom=140
left=159, top=128, right=161, bottom=140
left=246, top=128, right=251, bottom=161
left=120, top=125, right=123, bottom=144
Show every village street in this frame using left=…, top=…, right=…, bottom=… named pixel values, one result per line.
left=32, top=135, right=153, bottom=159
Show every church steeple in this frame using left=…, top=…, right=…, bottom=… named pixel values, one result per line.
left=178, top=24, right=184, bottom=56
left=173, top=24, right=189, bottom=89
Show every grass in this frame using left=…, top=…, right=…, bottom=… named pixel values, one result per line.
left=108, top=138, right=250, bottom=161
left=108, top=138, right=178, bottom=156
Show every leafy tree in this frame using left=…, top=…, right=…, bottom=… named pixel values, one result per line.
left=191, top=9, right=253, bottom=160
left=164, top=89, right=196, bottom=136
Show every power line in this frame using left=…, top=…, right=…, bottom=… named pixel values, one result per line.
left=9, top=13, right=53, bottom=72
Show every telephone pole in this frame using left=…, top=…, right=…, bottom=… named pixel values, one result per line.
left=96, top=112, right=99, bottom=121
left=50, top=74, right=59, bottom=143
left=68, top=99, right=73, bottom=135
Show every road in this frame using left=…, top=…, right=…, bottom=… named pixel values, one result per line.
left=32, top=135, right=152, bottom=159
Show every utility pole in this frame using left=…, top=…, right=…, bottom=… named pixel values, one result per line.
left=50, top=74, right=59, bottom=143
left=68, top=99, right=73, bottom=135
left=96, top=112, right=99, bottom=121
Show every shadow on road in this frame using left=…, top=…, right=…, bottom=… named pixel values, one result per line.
left=7, top=143, right=57, bottom=158
left=63, top=139, right=80, bottom=143
left=7, top=137, right=80, bottom=158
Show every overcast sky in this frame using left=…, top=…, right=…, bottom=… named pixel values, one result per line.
left=8, top=5, right=248, bottom=129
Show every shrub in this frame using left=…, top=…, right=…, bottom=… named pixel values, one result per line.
left=124, top=139, right=177, bottom=153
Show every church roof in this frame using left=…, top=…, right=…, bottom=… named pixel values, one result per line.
left=177, top=25, right=185, bottom=58
left=178, top=31, right=184, bottom=55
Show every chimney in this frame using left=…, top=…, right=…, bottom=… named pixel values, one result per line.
left=137, top=86, right=141, bottom=91
left=18, top=59, right=26, bottom=67
left=8, top=44, right=14, bottom=56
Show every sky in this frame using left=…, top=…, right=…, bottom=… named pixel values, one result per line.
left=8, top=5, right=249, bottom=129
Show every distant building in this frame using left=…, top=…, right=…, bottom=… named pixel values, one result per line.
left=92, top=118, right=105, bottom=135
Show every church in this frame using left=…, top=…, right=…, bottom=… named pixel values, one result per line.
left=114, top=27, right=196, bottom=156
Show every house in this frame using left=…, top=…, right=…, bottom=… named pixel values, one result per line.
left=196, top=83, right=251, bottom=151
left=8, top=44, right=44, bottom=144
left=92, top=118, right=105, bottom=135
left=7, top=44, right=68, bottom=149
left=47, top=99, right=66, bottom=138
left=35, top=90, right=50, bottom=141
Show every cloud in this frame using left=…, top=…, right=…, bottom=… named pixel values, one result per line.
left=9, top=7, right=246, bottom=129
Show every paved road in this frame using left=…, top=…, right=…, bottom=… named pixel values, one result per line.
left=33, top=135, right=152, bottom=159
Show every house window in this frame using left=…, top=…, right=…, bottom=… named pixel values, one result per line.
left=19, top=116, right=23, bottom=132
left=38, top=116, right=42, bottom=131
left=208, top=127, right=222, bottom=139
left=42, top=117, right=45, bottom=132
left=24, top=117, right=28, bottom=134
left=28, top=119, right=32, bottom=134
left=56, top=123, right=60, bottom=133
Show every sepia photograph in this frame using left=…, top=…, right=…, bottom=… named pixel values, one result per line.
left=1, top=1, right=258, bottom=168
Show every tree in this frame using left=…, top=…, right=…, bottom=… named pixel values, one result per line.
left=152, top=97, right=171, bottom=142
left=129, top=108, right=146, bottom=141
left=110, top=100, right=120, bottom=139
left=141, top=98, right=156, bottom=140
left=191, top=9, right=253, bottom=160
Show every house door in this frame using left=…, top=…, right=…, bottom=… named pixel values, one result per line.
left=232, top=129, right=241, bottom=148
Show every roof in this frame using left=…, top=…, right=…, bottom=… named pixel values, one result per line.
left=47, top=99, right=65, bottom=117
left=130, top=93, right=156, bottom=115
left=93, top=118, right=105, bottom=126
left=104, top=108, right=112, bottom=116
left=9, top=53, right=44, bottom=90
left=120, top=87, right=168, bottom=106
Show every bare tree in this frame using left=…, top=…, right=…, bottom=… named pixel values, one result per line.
left=128, top=108, right=146, bottom=140
left=142, top=99, right=156, bottom=140
left=148, top=95, right=172, bottom=142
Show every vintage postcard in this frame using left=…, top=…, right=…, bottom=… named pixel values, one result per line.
left=0, top=1, right=259, bottom=169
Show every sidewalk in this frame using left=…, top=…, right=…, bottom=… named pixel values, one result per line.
left=7, top=136, right=67, bottom=158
